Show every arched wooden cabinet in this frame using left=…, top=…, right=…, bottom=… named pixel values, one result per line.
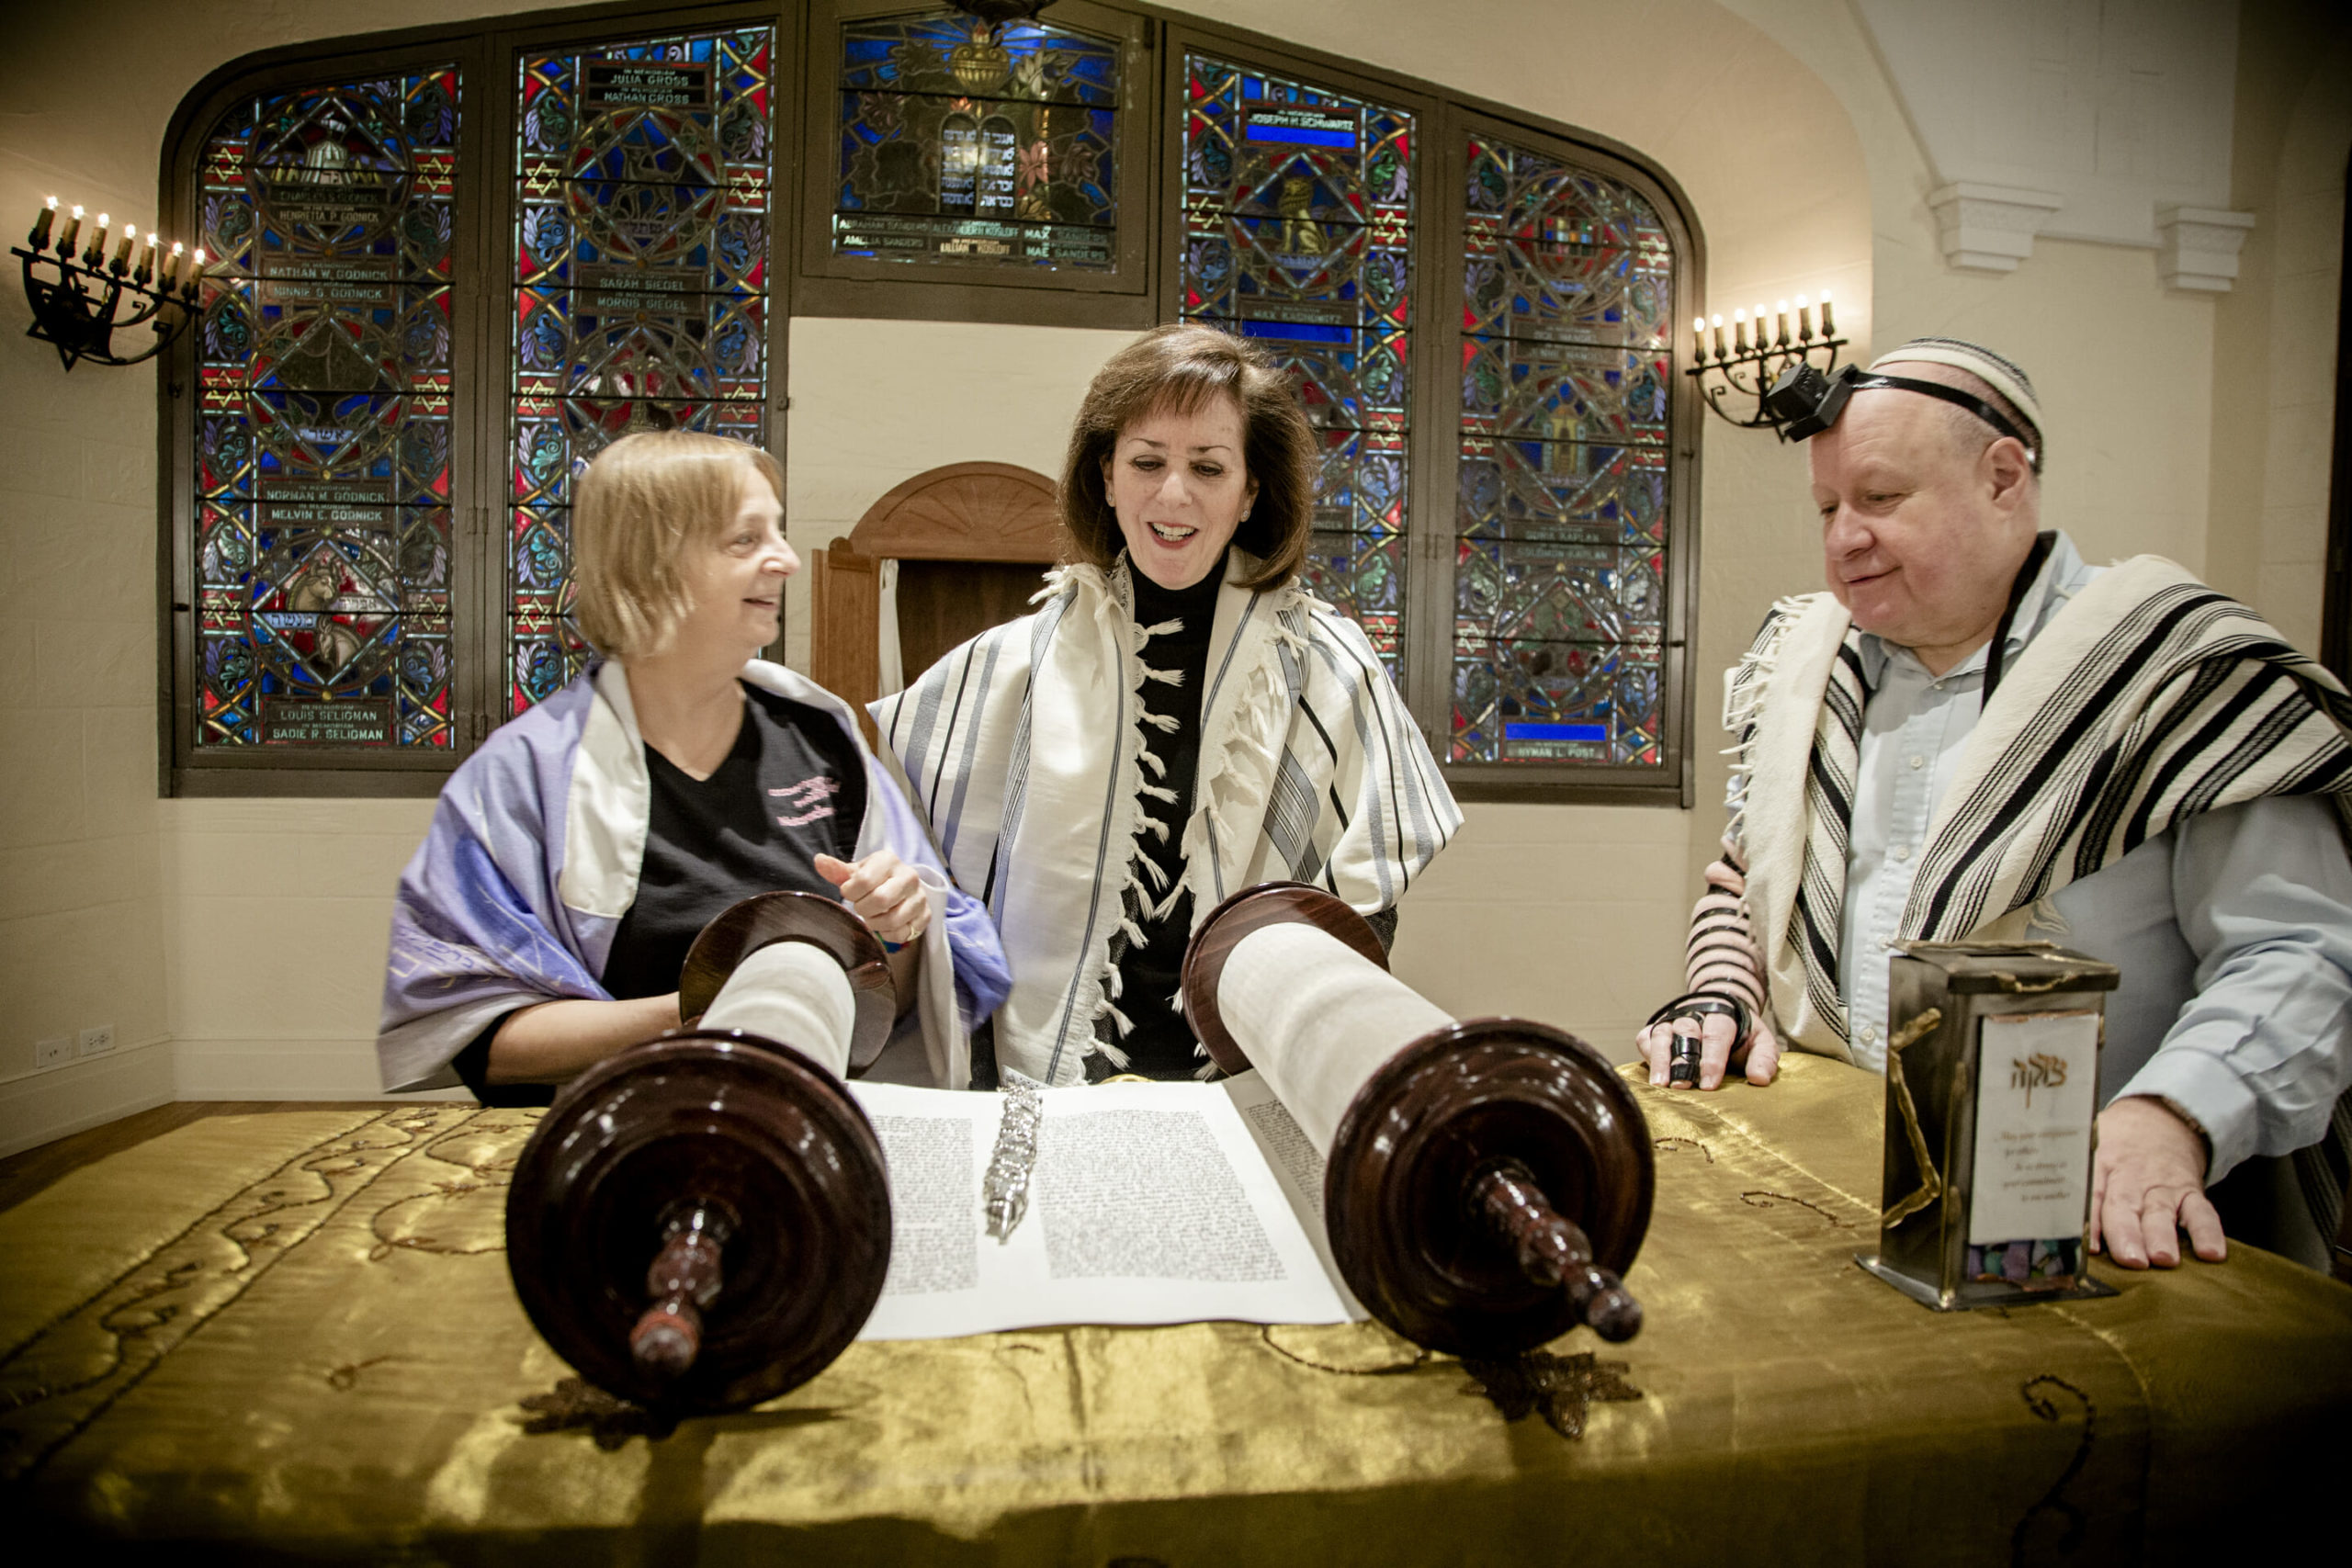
left=809, top=462, right=1062, bottom=732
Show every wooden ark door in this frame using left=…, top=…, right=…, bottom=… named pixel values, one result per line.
left=812, top=462, right=1062, bottom=730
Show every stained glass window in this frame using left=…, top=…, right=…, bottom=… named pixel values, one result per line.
left=1453, top=134, right=1673, bottom=766
left=1179, top=54, right=1414, bottom=677
left=509, top=26, right=778, bottom=713
left=192, top=69, right=460, bottom=749
left=832, top=9, right=1118, bottom=271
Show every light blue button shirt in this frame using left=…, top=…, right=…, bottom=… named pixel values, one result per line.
left=1834, top=532, right=2352, bottom=1180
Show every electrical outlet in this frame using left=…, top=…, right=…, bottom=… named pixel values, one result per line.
left=35, top=1035, right=71, bottom=1069
left=77, top=1023, right=116, bottom=1058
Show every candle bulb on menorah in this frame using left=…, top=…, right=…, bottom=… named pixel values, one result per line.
left=182, top=247, right=208, bottom=303
left=1795, top=294, right=1812, bottom=342
left=1819, top=288, right=1837, bottom=338
left=1711, top=313, right=1727, bottom=360
left=161, top=241, right=183, bottom=291
left=1690, top=315, right=1707, bottom=364
left=16, top=204, right=204, bottom=370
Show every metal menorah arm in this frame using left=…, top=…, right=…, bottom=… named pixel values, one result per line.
left=15, top=245, right=199, bottom=371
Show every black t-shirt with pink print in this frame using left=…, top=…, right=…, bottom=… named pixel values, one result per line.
left=597, top=682, right=867, bottom=1003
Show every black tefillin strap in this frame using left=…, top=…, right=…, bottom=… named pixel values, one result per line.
left=1764, top=362, right=2041, bottom=474
left=1646, top=993, right=1748, bottom=1085
left=1982, top=530, right=2058, bottom=705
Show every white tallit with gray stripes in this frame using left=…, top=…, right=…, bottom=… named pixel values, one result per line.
left=1732, top=555, right=2352, bottom=1062
left=871, top=550, right=1461, bottom=1086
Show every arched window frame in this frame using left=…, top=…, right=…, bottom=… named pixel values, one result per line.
left=157, top=0, right=793, bottom=796
left=156, top=0, right=1702, bottom=805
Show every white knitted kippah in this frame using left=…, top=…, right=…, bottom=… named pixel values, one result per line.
left=1867, top=336, right=2044, bottom=455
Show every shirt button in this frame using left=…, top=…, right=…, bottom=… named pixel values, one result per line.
left=1891, top=844, right=1912, bottom=862
left=1908, top=754, right=1925, bottom=770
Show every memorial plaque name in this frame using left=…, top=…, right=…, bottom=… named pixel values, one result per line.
left=574, top=265, right=697, bottom=313
left=584, top=60, right=712, bottom=111
left=259, top=502, right=391, bottom=529
left=262, top=696, right=396, bottom=746
left=256, top=479, right=398, bottom=506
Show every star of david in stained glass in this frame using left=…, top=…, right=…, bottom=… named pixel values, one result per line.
left=193, top=68, right=459, bottom=749
left=833, top=9, right=1118, bottom=269
left=508, top=26, right=776, bottom=714
left=1453, top=133, right=1675, bottom=767
left=1182, top=53, right=1413, bottom=679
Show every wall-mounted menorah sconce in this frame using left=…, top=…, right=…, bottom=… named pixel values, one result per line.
left=14, top=197, right=209, bottom=370
left=1683, top=288, right=1847, bottom=437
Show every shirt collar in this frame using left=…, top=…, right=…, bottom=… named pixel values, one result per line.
left=1854, top=530, right=2088, bottom=687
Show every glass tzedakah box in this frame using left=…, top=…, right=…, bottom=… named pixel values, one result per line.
left=1856, top=942, right=2120, bottom=1311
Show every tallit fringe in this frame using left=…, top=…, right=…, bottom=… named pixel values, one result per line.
left=1049, top=558, right=1179, bottom=1082
left=1722, top=593, right=1811, bottom=854
left=1155, top=585, right=1312, bottom=925
left=1142, top=665, right=1184, bottom=687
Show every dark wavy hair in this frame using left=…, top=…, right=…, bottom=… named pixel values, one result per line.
left=1057, top=322, right=1318, bottom=592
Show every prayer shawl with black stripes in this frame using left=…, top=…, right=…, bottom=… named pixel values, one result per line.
left=871, top=549, right=1461, bottom=1086
left=1716, top=556, right=2352, bottom=1065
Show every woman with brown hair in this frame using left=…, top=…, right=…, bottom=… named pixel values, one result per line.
left=874, top=323, right=1459, bottom=1085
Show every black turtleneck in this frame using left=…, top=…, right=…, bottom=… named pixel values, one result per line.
left=1096, top=551, right=1227, bottom=1080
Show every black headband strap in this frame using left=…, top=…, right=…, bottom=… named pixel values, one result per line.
left=1850, top=371, right=2041, bottom=468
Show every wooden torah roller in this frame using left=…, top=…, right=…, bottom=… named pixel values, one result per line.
left=505, top=892, right=896, bottom=1414
left=1182, top=883, right=1655, bottom=1358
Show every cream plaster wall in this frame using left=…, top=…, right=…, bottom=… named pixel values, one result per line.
left=0, top=0, right=514, bottom=1150
left=2205, top=0, right=2350, bottom=655
left=0, top=0, right=2334, bottom=1153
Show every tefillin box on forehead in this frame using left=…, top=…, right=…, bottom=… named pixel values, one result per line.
left=1856, top=942, right=2120, bottom=1311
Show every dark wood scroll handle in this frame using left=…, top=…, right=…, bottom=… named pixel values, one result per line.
left=629, top=1204, right=733, bottom=1379
left=1468, top=1163, right=1644, bottom=1343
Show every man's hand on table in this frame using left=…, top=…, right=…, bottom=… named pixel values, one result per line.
left=1634, top=1007, right=1781, bottom=1090
left=2088, top=1095, right=2227, bottom=1269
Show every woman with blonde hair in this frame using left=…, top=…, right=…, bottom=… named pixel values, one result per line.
left=876, top=323, right=1458, bottom=1085
left=379, top=431, right=1008, bottom=1102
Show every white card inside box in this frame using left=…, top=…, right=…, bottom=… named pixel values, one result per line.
left=1968, top=1010, right=2099, bottom=1246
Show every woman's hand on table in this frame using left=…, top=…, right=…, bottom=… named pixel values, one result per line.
left=815, top=851, right=932, bottom=946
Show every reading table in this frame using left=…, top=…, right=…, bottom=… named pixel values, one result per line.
left=6, top=1054, right=2346, bottom=1562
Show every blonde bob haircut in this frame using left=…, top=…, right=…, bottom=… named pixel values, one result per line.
left=1059, top=322, right=1318, bottom=592
left=571, top=430, right=783, bottom=659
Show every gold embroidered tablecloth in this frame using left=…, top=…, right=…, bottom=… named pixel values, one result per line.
left=6, top=1055, right=2347, bottom=1563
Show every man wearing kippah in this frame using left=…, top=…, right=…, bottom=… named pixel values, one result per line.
left=1638, top=337, right=2352, bottom=1275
